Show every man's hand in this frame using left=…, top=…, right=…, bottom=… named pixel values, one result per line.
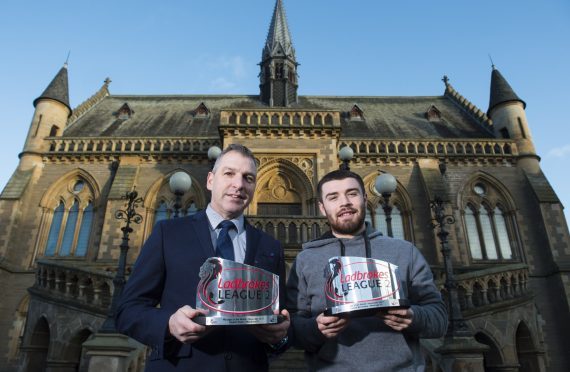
left=378, top=308, right=414, bottom=332
left=168, top=305, right=212, bottom=344
left=316, top=313, right=350, bottom=339
left=248, top=309, right=290, bottom=345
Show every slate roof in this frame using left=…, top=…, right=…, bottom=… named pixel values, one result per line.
left=63, top=94, right=494, bottom=140
left=34, top=64, right=71, bottom=113
left=488, top=67, right=525, bottom=114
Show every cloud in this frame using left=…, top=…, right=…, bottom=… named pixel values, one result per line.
left=194, top=54, right=251, bottom=93
left=547, top=145, right=570, bottom=158
left=209, top=77, right=236, bottom=91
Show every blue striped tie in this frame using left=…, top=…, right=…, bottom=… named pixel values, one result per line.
left=216, top=220, right=235, bottom=261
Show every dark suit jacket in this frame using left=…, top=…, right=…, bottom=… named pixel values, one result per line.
left=116, top=210, right=285, bottom=371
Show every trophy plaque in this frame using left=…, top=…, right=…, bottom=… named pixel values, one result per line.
left=324, top=256, right=409, bottom=317
left=194, top=257, right=281, bottom=325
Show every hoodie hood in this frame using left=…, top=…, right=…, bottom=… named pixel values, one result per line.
left=303, top=222, right=382, bottom=250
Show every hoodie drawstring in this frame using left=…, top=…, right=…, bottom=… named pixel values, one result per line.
left=338, top=230, right=372, bottom=258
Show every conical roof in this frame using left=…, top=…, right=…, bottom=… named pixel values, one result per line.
left=263, top=0, right=295, bottom=60
left=488, top=67, right=525, bottom=114
left=33, top=64, right=71, bottom=113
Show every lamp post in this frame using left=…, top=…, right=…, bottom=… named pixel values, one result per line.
left=169, top=172, right=192, bottom=218
left=430, top=196, right=471, bottom=338
left=374, top=173, right=397, bottom=237
left=100, top=189, right=144, bottom=333
left=338, top=146, right=354, bottom=171
left=208, top=145, right=222, bottom=170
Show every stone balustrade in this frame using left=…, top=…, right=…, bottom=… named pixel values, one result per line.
left=340, top=139, right=518, bottom=158
left=435, top=263, right=530, bottom=314
left=33, top=260, right=117, bottom=313
left=247, top=216, right=329, bottom=246
left=46, top=137, right=221, bottom=155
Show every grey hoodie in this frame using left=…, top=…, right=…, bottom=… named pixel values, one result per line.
left=286, top=228, right=447, bottom=371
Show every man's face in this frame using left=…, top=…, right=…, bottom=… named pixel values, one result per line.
left=207, top=151, right=257, bottom=219
left=319, top=177, right=367, bottom=238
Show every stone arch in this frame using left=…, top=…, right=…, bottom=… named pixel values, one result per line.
left=35, top=169, right=100, bottom=259
left=457, top=170, right=517, bottom=212
left=61, top=328, right=92, bottom=371
left=39, top=168, right=101, bottom=209
left=7, top=294, right=30, bottom=362
left=252, top=159, right=315, bottom=216
left=143, top=169, right=206, bottom=211
left=474, top=331, right=505, bottom=371
left=363, top=171, right=414, bottom=242
left=458, top=170, right=521, bottom=262
left=24, top=316, right=51, bottom=372
left=515, top=321, right=541, bottom=372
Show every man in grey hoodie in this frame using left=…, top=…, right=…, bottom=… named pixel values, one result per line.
left=287, top=170, right=447, bottom=371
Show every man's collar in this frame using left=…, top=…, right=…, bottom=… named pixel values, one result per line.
left=205, top=204, right=245, bottom=233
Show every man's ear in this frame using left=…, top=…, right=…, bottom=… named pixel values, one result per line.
left=206, top=172, right=214, bottom=191
left=318, top=202, right=326, bottom=216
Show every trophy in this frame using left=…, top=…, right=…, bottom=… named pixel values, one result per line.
left=324, top=256, right=409, bottom=317
left=194, top=257, right=282, bottom=325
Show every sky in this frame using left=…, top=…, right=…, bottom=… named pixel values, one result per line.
left=0, top=0, right=569, bottom=222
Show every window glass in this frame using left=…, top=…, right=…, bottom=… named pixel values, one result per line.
left=479, top=206, right=498, bottom=259
left=75, top=203, right=93, bottom=257
left=465, top=207, right=483, bottom=259
left=374, top=205, right=388, bottom=236
left=494, top=207, right=513, bottom=259
left=45, top=202, right=65, bottom=256
left=60, top=201, right=79, bottom=256
left=155, top=202, right=168, bottom=225
left=391, top=206, right=405, bottom=240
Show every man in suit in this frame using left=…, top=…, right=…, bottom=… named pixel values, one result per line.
left=117, top=144, right=290, bottom=371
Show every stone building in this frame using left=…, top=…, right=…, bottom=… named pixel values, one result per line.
left=1, top=0, right=569, bottom=371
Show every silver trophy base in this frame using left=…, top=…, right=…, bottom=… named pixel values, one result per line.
left=194, top=314, right=286, bottom=326
left=324, top=298, right=410, bottom=317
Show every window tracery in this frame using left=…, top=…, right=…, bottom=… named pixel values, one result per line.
left=462, top=179, right=517, bottom=262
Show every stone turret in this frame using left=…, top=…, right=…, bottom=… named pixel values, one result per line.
left=487, top=66, right=539, bottom=173
left=20, top=64, right=71, bottom=170
left=259, top=0, right=298, bottom=107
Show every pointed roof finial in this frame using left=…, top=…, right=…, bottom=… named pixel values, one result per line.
left=104, top=77, right=112, bottom=86
left=33, top=63, right=71, bottom=115
left=65, top=50, right=71, bottom=68
left=488, top=54, right=495, bottom=70
left=442, top=75, right=450, bottom=86
left=263, top=0, right=295, bottom=61
left=488, top=67, right=526, bottom=114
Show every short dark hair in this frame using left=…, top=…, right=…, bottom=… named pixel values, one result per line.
left=212, top=144, right=257, bottom=174
left=317, top=169, right=366, bottom=202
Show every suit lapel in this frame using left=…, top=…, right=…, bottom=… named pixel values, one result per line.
left=190, top=210, right=215, bottom=261
left=244, top=220, right=260, bottom=266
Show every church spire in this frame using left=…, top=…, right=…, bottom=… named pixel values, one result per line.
left=33, top=63, right=71, bottom=114
left=259, top=0, right=298, bottom=107
left=263, top=0, right=295, bottom=61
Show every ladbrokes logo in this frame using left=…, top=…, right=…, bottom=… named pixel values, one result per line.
left=197, top=258, right=278, bottom=314
left=325, top=257, right=399, bottom=304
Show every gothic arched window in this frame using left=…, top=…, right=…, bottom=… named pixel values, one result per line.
left=41, top=178, right=96, bottom=258
left=462, top=180, right=518, bottom=262
left=366, top=204, right=406, bottom=240
left=151, top=172, right=204, bottom=226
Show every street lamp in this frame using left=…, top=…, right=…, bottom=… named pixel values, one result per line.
left=338, top=146, right=354, bottom=170
left=430, top=196, right=471, bottom=338
left=169, top=172, right=192, bottom=218
left=208, top=145, right=222, bottom=169
left=375, top=173, right=397, bottom=237
left=100, top=189, right=144, bottom=333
